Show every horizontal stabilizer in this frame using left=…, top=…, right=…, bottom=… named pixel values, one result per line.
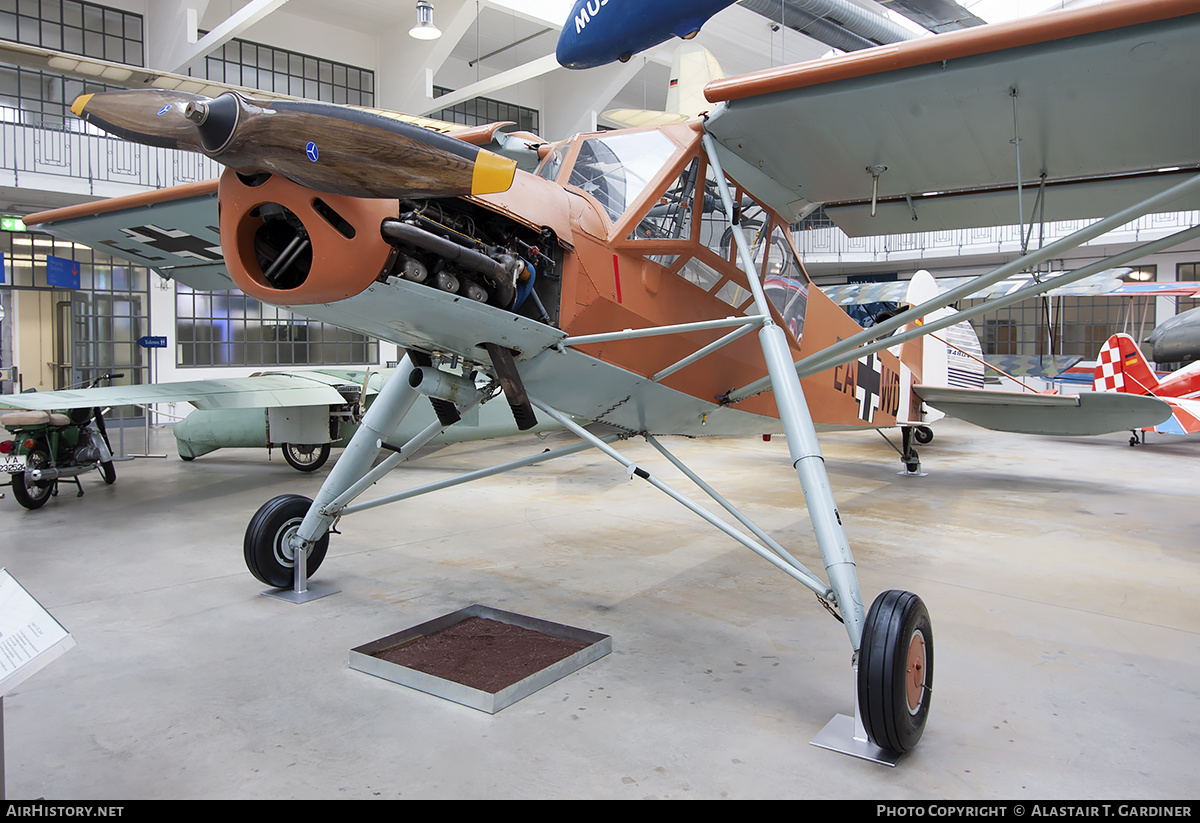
left=915, top=386, right=1172, bottom=436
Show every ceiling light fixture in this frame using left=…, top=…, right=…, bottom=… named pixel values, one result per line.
left=409, top=1, right=442, bottom=40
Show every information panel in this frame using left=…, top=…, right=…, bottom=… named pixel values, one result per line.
left=0, top=569, right=75, bottom=696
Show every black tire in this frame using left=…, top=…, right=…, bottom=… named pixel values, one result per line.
left=857, top=590, right=933, bottom=754
left=179, top=454, right=195, bottom=462
left=244, top=494, right=329, bottom=588
left=914, top=426, right=934, bottom=445
left=12, top=446, right=54, bottom=510
left=282, top=442, right=331, bottom=472
left=99, top=460, right=116, bottom=484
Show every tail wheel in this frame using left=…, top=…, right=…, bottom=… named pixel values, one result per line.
left=12, top=446, right=54, bottom=510
left=244, top=494, right=329, bottom=588
left=914, top=426, right=934, bottom=445
left=857, top=590, right=933, bottom=754
left=282, top=442, right=331, bottom=472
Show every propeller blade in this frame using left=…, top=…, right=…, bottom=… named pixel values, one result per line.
left=72, top=90, right=518, bottom=200
left=71, top=89, right=211, bottom=152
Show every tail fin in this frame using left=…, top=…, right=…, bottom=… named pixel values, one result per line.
left=666, top=42, right=723, bottom=118
left=600, top=43, right=724, bottom=129
left=1094, top=333, right=1159, bottom=395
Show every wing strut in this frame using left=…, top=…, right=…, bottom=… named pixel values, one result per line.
left=728, top=172, right=1200, bottom=402
left=701, top=131, right=865, bottom=646
left=705, top=131, right=928, bottom=762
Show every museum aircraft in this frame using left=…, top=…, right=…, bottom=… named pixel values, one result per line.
left=0, top=361, right=563, bottom=472
left=1145, top=306, right=1200, bottom=364
left=1094, top=333, right=1200, bottom=445
left=8, top=0, right=1198, bottom=764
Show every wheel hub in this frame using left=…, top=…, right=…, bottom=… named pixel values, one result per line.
left=906, top=628, right=927, bottom=714
left=273, top=517, right=308, bottom=567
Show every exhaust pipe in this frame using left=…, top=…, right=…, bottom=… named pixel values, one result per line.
left=408, top=367, right=485, bottom=408
left=28, top=464, right=94, bottom=483
left=381, top=218, right=519, bottom=308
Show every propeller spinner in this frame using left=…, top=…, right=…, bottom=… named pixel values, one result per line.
left=72, top=89, right=517, bottom=200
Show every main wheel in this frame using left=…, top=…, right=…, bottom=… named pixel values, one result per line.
left=12, top=447, right=54, bottom=510
left=914, top=426, right=934, bottom=445
left=857, top=590, right=933, bottom=754
left=243, top=494, right=330, bottom=588
left=99, top=460, right=116, bottom=484
left=282, top=442, right=331, bottom=472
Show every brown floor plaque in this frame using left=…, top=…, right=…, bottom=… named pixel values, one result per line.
left=348, top=605, right=611, bottom=713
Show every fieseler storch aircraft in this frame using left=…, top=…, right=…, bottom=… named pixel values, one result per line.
left=12, top=0, right=1200, bottom=764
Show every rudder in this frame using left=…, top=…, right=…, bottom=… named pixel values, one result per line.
left=1094, top=333, right=1159, bottom=395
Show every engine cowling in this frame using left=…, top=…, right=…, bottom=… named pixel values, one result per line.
left=218, top=168, right=399, bottom=305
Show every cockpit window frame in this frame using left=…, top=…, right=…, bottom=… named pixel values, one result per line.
left=559, top=125, right=697, bottom=236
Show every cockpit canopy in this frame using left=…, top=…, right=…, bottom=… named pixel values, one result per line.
left=538, top=126, right=811, bottom=342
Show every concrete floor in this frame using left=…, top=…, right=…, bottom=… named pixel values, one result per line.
left=1, top=418, right=1197, bottom=800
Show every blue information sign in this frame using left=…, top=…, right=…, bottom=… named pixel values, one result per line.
left=46, top=255, right=80, bottom=289
left=137, top=336, right=168, bottom=349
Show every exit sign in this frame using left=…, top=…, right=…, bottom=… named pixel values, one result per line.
left=1, top=216, right=26, bottom=232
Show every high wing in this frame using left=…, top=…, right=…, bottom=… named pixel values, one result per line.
left=702, top=0, right=1200, bottom=231
left=0, top=370, right=374, bottom=412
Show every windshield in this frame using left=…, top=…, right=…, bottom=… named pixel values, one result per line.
left=566, top=130, right=678, bottom=223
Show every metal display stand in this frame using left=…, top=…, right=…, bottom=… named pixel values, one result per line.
left=264, top=539, right=340, bottom=603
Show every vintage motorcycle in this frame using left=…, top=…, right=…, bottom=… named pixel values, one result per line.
left=1, top=373, right=123, bottom=510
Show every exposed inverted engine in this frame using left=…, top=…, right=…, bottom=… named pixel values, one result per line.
left=218, top=168, right=561, bottom=327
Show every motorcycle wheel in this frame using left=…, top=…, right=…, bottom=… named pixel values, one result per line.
left=99, top=460, right=116, bottom=484
left=282, top=442, right=331, bottom=472
left=13, top=446, right=54, bottom=510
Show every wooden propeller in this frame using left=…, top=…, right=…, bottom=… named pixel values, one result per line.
left=72, top=90, right=517, bottom=199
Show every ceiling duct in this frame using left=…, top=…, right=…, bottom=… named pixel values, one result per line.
left=737, top=0, right=918, bottom=52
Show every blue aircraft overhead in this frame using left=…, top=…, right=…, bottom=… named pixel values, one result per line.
left=555, top=0, right=735, bottom=69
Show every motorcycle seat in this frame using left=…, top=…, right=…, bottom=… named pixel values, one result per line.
left=1, top=410, right=72, bottom=428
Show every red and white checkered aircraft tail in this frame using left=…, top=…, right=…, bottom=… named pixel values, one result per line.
left=1093, top=333, right=1160, bottom=395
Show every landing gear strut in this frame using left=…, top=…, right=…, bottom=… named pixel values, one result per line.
left=901, top=426, right=923, bottom=475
